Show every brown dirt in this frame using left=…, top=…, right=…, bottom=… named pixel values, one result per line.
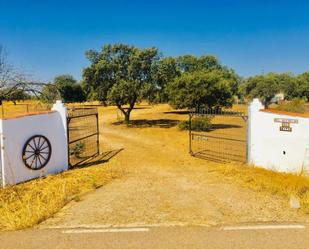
left=40, top=104, right=309, bottom=228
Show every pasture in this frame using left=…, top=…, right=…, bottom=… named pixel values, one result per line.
left=0, top=101, right=52, bottom=119
left=1, top=102, right=309, bottom=231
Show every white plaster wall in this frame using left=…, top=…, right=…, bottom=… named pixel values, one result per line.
left=248, top=99, right=309, bottom=174
left=1, top=111, right=68, bottom=186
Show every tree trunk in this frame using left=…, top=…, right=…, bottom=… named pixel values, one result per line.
left=124, top=112, right=130, bottom=124
left=116, top=104, right=132, bottom=124
left=116, top=98, right=136, bottom=124
left=264, top=97, right=271, bottom=109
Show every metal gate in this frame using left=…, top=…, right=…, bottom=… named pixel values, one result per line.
left=189, top=108, right=248, bottom=163
left=67, top=107, right=99, bottom=167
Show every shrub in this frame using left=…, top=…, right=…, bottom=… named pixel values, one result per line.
left=178, top=120, right=190, bottom=130
left=276, top=98, right=307, bottom=113
left=178, top=116, right=212, bottom=131
left=70, top=141, right=85, bottom=158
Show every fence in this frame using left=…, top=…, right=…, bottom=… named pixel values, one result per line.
left=0, top=100, right=103, bottom=187
left=67, top=107, right=100, bottom=166
left=0, top=102, right=52, bottom=119
left=190, top=99, right=309, bottom=174
left=189, top=108, right=248, bottom=163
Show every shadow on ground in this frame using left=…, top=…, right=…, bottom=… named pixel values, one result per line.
left=209, top=124, right=243, bottom=130
left=163, top=110, right=190, bottom=115
left=112, top=119, right=180, bottom=128
left=74, top=149, right=124, bottom=169
left=133, top=106, right=151, bottom=110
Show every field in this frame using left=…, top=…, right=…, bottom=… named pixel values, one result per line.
left=1, top=102, right=309, bottom=230
left=0, top=101, right=52, bottom=119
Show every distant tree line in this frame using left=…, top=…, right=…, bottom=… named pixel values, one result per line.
left=241, top=72, right=309, bottom=108
left=41, top=74, right=85, bottom=103
left=2, top=43, right=309, bottom=122
left=80, top=43, right=309, bottom=122
left=80, top=44, right=241, bottom=122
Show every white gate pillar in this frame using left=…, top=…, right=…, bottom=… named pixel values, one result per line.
left=52, top=100, right=68, bottom=139
left=52, top=100, right=69, bottom=169
left=247, top=98, right=264, bottom=164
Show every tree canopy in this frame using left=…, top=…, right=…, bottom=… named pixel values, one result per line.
left=176, top=55, right=222, bottom=73
left=3, top=43, right=309, bottom=111
left=167, top=70, right=235, bottom=109
left=167, top=55, right=239, bottom=110
left=40, top=74, right=85, bottom=103
left=241, top=72, right=309, bottom=108
left=83, top=44, right=159, bottom=122
left=297, top=72, right=309, bottom=101
left=54, top=74, right=85, bottom=103
left=242, top=73, right=281, bottom=108
left=150, top=57, right=181, bottom=102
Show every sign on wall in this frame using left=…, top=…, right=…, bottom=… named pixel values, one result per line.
left=274, top=118, right=298, bottom=132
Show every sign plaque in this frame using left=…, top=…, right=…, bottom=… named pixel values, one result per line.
left=274, top=118, right=298, bottom=132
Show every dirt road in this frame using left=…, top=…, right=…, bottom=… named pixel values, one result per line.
left=39, top=104, right=308, bottom=229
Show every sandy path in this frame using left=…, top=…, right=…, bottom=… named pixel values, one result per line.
left=40, top=104, right=309, bottom=228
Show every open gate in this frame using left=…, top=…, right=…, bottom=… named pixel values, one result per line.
left=189, top=108, right=248, bottom=163
left=67, top=107, right=99, bottom=167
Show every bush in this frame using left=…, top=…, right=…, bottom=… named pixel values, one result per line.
left=178, top=116, right=212, bottom=131
left=276, top=98, right=307, bottom=113
left=178, top=120, right=190, bottom=130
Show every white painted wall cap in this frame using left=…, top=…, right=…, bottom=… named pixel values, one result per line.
left=250, top=98, right=264, bottom=110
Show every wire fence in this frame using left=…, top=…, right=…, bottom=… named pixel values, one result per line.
left=67, top=107, right=100, bottom=167
left=189, top=107, right=248, bottom=163
left=0, top=102, right=52, bottom=119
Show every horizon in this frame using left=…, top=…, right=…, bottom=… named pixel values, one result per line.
left=1, top=0, right=309, bottom=82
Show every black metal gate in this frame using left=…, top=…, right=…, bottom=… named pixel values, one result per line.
left=189, top=108, right=248, bottom=163
left=67, top=107, right=99, bottom=167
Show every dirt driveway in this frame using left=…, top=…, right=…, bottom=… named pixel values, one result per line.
left=40, top=104, right=308, bottom=228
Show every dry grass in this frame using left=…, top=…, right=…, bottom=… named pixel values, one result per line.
left=0, top=101, right=121, bottom=231
left=1, top=102, right=309, bottom=231
left=117, top=103, right=309, bottom=214
left=0, top=100, right=51, bottom=119
left=0, top=162, right=120, bottom=231
left=212, top=163, right=309, bottom=213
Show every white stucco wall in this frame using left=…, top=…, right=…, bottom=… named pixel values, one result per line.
left=248, top=99, right=309, bottom=174
left=0, top=102, right=68, bottom=186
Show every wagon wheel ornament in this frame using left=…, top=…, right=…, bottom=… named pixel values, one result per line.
left=22, top=135, right=52, bottom=170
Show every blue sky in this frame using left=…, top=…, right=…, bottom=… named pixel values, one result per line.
left=1, top=0, right=309, bottom=82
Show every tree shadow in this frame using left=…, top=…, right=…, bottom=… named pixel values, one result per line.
left=209, top=124, right=243, bottom=130
left=163, top=110, right=190, bottom=115
left=133, top=106, right=151, bottom=110
left=75, top=148, right=124, bottom=169
left=119, top=106, right=151, bottom=111
left=112, top=119, right=179, bottom=128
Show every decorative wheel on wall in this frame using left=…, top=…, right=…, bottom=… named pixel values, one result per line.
left=22, top=135, right=52, bottom=170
